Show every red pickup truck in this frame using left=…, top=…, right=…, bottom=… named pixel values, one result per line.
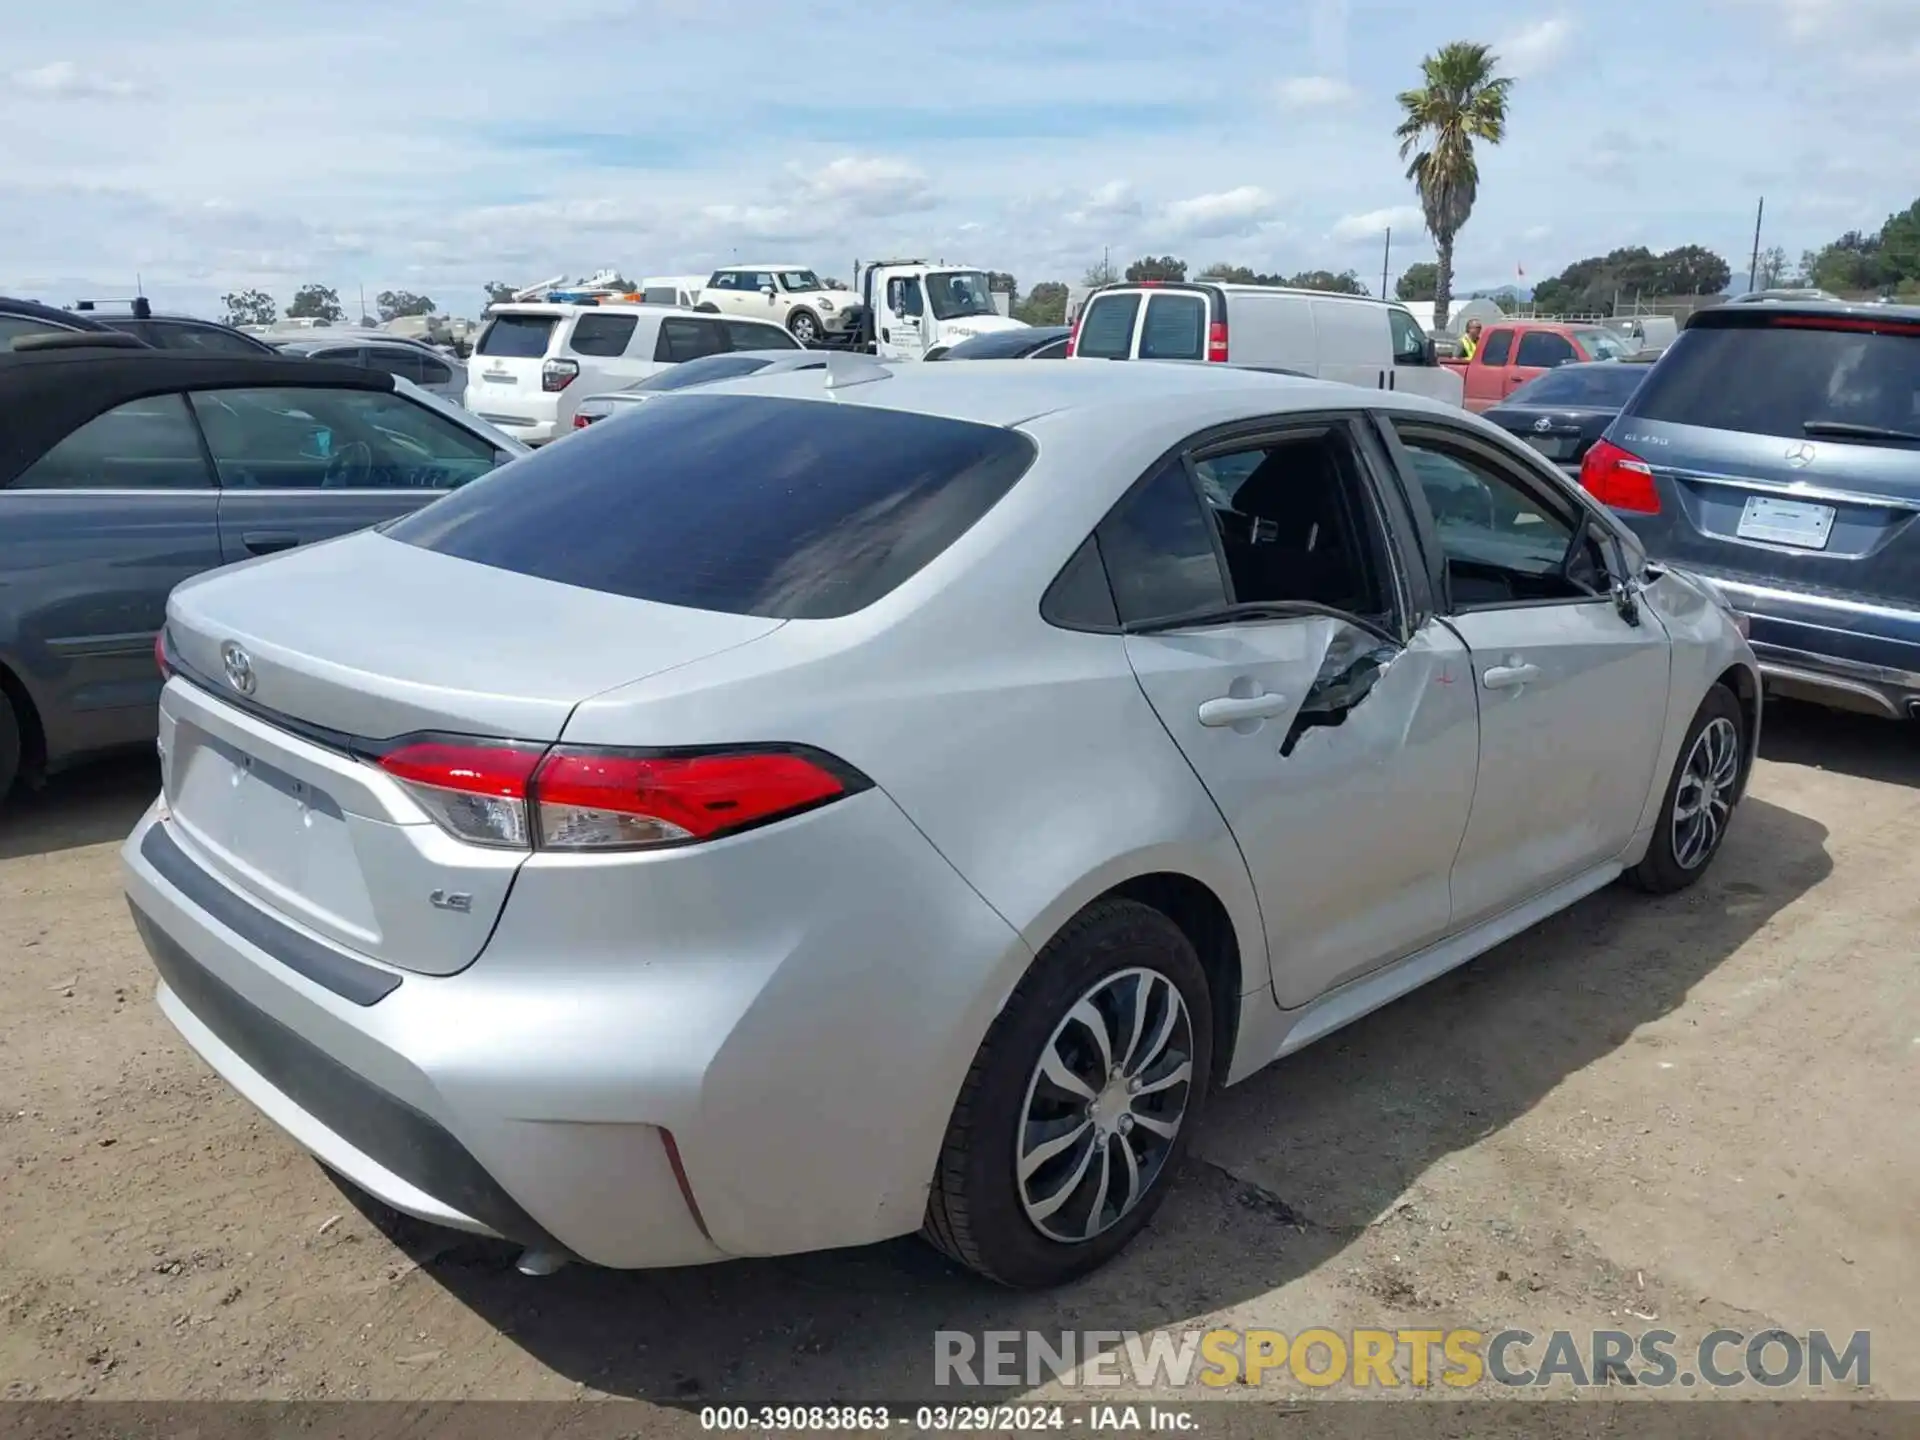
left=1443, top=321, right=1639, bottom=412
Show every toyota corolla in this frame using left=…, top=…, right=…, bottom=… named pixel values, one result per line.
left=124, top=357, right=1759, bottom=1287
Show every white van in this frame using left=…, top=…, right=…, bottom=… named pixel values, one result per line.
left=1066, top=281, right=1464, bottom=406
left=463, top=303, right=797, bottom=443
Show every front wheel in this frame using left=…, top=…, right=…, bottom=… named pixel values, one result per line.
left=788, top=310, right=821, bottom=344
left=923, top=899, right=1212, bottom=1287
left=1627, top=684, right=1744, bottom=893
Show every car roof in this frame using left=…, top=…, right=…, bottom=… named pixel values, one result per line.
left=1688, top=298, right=1920, bottom=329
left=713, top=355, right=1452, bottom=431
left=1, top=296, right=111, bottom=331
left=272, top=332, right=449, bottom=353
left=718, top=262, right=811, bottom=271
left=0, top=349, right=388, bottom=488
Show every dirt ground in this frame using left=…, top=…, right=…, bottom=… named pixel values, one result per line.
left=1, top=699, right=1914, bottom=1420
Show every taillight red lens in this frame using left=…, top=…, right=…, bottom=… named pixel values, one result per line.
left=1207, top=320, right=1229, bottom=363
left=573, top=412, right=593, bottom=428
left=542, top=358, right=579, bottom=392
left=1065, top=316, right=1080, bottom=357
left=377, top=742, right=545, bottom=849
left=155, top=631, right=172, bottom=679
left=1579, top=437, right=1661, bottom=514
left=532, top=748, right=849, bottom=851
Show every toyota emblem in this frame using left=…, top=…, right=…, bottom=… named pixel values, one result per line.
left=220, top=641, right=257, bottom=696
left=1785, top=442, right=1816, bottom=469
left=1532, top=417, right=1554, bottom=433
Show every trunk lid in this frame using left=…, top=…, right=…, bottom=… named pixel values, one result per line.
left=160, top=530, right=783, bottom=975
left=1485, top=404, right=1614, bottom=466
left=466, top=309, right=565, bottom=427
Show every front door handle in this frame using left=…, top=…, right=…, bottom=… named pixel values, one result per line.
left=1482, top=661, right=1541, bottom=691
left=1197, top=691, right=1290, bottom=727
left=242, top=531, right=299, bottom=555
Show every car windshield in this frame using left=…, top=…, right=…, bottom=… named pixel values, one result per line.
left=631, top=354, right=776, bottom=391
left=1507, top=365, right=1647, bottom=407
left=778, top=271, right=823, bottom=292
left=926, top=271, right=999, bottom=321
left=1626, top=320, right=1920, bottom=445
left=1575, top=328, right=1638, bottom=360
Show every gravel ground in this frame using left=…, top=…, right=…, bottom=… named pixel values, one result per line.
left=1, top=699, right=1913, bottom=1422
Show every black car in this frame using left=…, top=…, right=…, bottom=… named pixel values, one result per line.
left=1482, top=360, right=1654, bottom=476
left=929, top=325, right=1072, bottom=361
left=0, top=341, right=522, bottom=801
left=72, top=298, right=279, bottom=356
left=1587, top=301, right=1920, bottom=720
left=1, top=295, right=120, bottom=349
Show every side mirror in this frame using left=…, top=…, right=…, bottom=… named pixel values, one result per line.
left=761, top=285, right=777, bottom=298
left=1422, top=337, right=1438, bottom=366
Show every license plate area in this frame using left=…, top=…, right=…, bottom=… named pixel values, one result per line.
left=1526, top=435, right=1573, bottom=459
left=1735, top=495, right=1835, bottom=550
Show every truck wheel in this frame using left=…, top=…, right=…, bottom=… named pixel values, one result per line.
left=923, top=898, right=1212, bottom=1287
left=0, top=692, right=20, bottom=804
left=788, top=310, right=821, bottom=345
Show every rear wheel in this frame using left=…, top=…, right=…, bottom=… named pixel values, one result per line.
left=923, top=899, right=1212, bottom=1287
left=0, top=692, right=19, bottom=804
left=1627, top=684, right=1744, bottom=893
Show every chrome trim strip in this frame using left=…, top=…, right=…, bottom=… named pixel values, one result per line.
left=1657, top=467, right=1920, bottom=513
left=1756, top=663, right=1903, bottom=718
left=1750, top=640, right=1920, bottom=692
left=1705, top=576, right=1920, bottom=627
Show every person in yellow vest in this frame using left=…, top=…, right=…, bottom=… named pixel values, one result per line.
left=1459, top=317, right=1483, bottom=360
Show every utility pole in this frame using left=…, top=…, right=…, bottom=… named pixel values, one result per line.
left=1747, top=197, right=1765, bottom=293
left=1381, top=228, right=1391, bottom=299
left=359, top=283, right=367, bottom=324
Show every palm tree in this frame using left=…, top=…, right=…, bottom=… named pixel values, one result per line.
left=1395, top=42, right=1512, bottom=332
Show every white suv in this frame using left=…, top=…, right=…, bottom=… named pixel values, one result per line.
left=697, top=265, right=862, bottom=346
left=464, top=304, right=797, bottom=443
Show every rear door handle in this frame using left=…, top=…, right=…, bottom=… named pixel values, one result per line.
left=242, top=531, right=299, bottom=555
left=1482, top=662, right=1541, bottom=691
left=1197, top=692, right=1290, bottom=727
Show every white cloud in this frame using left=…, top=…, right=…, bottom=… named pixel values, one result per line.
left=1496, top=17, right=1575, bottom=77
left=1163, top=186, right=1278, bottom=238
left=1330, top=205, right=1423, bottom=244
left=790, top=155, right=933, bottom=216
left=1522, top=223, right=1553, bottom=243
left=11, top=60, right=142, bottom=99
left=1274, top=75, right=1356, bottom=110
left=1068, top=180, right=1143, bottom=225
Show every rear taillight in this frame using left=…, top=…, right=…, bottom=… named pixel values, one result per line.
left=542, top=358, right=579, bottom=392
left=155, top=630, right=172, bottom=679
left=1065, top=316, right=1080, bottom=357
left=1579, top=437, right=1661, bottom=514
left=1207, top=320, right=1228, bottom=363
left=573, top=412, right=593, bottom=428
left=374, top=741, right=861, bottom=852
left=377, top=741, right=545, bottom=848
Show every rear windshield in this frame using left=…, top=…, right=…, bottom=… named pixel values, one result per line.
left=1627, top=321, right=1920, bottom=444
left=476, top=314, right=557, bottom=358
left=1508, top=365, right=1646, bottom=407
left=633, top=354, right=776, bottom=391
left=386, top=395, right=1036, bottom=618
left=1076, top=294, right=1141, bottom=359
left=1140, top=294, right=1206, bottom=361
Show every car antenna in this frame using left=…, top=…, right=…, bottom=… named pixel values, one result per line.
left=821, top=351, right=892, bottom=392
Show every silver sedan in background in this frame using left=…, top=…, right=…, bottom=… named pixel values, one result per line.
left=124, top=359, right=1757, bottom=1288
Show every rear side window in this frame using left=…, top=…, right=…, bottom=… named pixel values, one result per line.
left=386, top=395, right=1038, bottom=618
left=1514, top=332, right=1575, bottom=368
left=0, top=315, right=72, bottom=346
left=726, top=321, right=798, bottom=351
left=1139, top=294, right=1206, bottom=361
left=1076, top=294, right=1140, bottom=359
left=1479, top=330, right=1513, bottom=365
left=190, top=387, right=499, bottom=491
left=364, top=347, right=426, bottom=383
left=12, top=394, right=212, bottom=490
left=1095, top=462, right=1227, bottom=621
left=477, top=314, right=557, bottom=358
left=1627, top=321, right=1920, bottom=443
left=569, top=313, right=638, bottom=357
left=656, top=318, right=727, bottom=363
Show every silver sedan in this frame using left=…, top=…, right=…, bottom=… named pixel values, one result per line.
left=124, top=358, right=1757, bottom=1287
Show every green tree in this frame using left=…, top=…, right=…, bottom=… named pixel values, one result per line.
left=1395, top=261, right=1439, bottom=301
left=1805, top=231, right=1884, bottom=293
left=1016, top=281, right=1069, bottom=325
left=220, top=288, right=276, bottom=328
left=1083, top=258, right=1120, bottom=288
left=286, top=284, right=344, bottom=323
left=1877, top=199, right=1920, bottom=286
left=484, top=281, right=518, bottom=306
left=1658, top=244, right=1731, bottom=295
left=1395, top=40, right=1513, bottom=331
left=987, top=270, right=1018, bottom=294
left=1284, top=269, right=1370, bottom=295
left=1754, top=246, right=1789, bottom=289
left=1124, top=255, right=1187, bottom=282
left=376, top=289, right=436, bottom=322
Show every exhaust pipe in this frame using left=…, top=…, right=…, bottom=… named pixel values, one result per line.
left=514, top=1247, right=570, bottom=1277
left=1906, top=699, right=1920, bottom=720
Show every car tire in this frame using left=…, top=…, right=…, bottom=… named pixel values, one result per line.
left=693, top=302, right=720, bottom=314
left=0, top=690, right=19, bottom=804
left=924, top=346, right=950, bottom=361
left=1626, top=683, right=1745, bottom=894
left=788, top=310, right=821, bottom=345
left=923, top=898, right=1212, bottom=1288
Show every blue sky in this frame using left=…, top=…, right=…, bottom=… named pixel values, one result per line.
left=3, top=0, right=1917, bottom=319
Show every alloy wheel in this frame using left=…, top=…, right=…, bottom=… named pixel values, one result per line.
left=1672, top=716, right=1739, bottom=869
left=1015, top=967, right=1193, bottom=1243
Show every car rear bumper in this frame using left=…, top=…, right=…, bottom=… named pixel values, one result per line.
left=121, top=782, right=1030, bottom=1268
left=1698, top=575, right=1920, bottom=718
left=472, top=415, right=559, bottom=445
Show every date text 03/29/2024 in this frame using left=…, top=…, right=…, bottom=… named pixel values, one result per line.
left=699, top=1405, right=1196, bottom=1431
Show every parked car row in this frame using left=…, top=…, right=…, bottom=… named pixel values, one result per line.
left=116, top=353, right=1759, bottom=1289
